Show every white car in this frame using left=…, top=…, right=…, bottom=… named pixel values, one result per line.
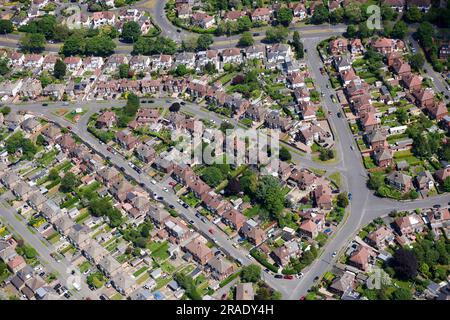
left=163, top=187, right=169, bottom=192
left=151, top=179, right=157, bottom=184
left=332, top=251, right=337, bottom=258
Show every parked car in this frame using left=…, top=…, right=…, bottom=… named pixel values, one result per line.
left=284, top=275, right=294, bottom=280
left=274, top=274, right=283, bottom=279
left=208, top=228, right=214, bottom=234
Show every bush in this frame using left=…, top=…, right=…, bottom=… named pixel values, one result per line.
left=250, top=250, right=278, bottom=273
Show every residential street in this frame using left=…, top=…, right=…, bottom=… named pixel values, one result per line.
left=1, top=8, right=449, bottom=298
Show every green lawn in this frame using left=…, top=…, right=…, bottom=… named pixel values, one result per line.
left=78, top=261, right=92, bottom=273
left=151, top=242, right=169, bottom=261
left=328, top=172, right=341, bottom=188
left=133, top=266, right=148, bottom=278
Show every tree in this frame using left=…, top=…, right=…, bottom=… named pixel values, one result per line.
left=5, top=132, right=37, bottom=160
left=19, top=33, right=45, bottom=53
left=238, top=31, right=254, bottom=47
left=358, top=21, right=374, bottom=39
left=237, top=16, right=252, bottom=32
left=133, top=35, right=177, bottom=55
left=277, top=8, right=293, bottom=26
left=0, top=58, right=9, bottom=76
left=337, top=192, right=349, bottom=208
left=415, top=22, right=434, bottom=48
left=225, top=178, right=241, bottom=195
left=0, top=19, right=13, bottom=34
left=240, top=171, right=258, bottom=196
left=391, top=248, right=418, bottom=280
left=311, top=4, right=329, bottom=24
left=48, top=168, right=59, bottom=181
left=395, top=108, right=408, bottom=124
left=330, top=7, right=344, bottom=24
left=169, top=102, right=181, bottom=112
left=36, top=134, right=46, bottom=146
left=53, top=59, right=66, bottom=80
left=405, top=6, right=423, bottom=23
left=62, top=33, right=86, bottom=56
left=121, top=21, right=141, bottom=43
left=409, top=53, right=425, bottom=71
left=219, top=121, right=234, bottom=133
left=443, top=177, right=450, bottom=192
left=291, top=31, right=304, bottom=59
left=59, top=172, right=79, bottom=193
left=85, top=35, right=116, bottom=57
left=241, top=264, right=261, bottom=283
left=201, top=166, right=224, bottom=187
left=119, top=63, right=130, bottom=78
left=345, top=24, right=357, bottom=38
left=264, top=26, right=289, bottom=43
left=391, top=21, right=408, bottom=39
left=53, top=24, right=70, bottom=42
left=125, top=92, right=140, bottom=117
left=344, top=3, right=363, bottom=23
left=392, top=287, right=413, bottom=300
left=173, top=64, right=190, bottom=77
left=0, top=105, right=11, bottom=115
left=381, top=5, right=396, bottom=21
left=279, top=147, right=292, bottom=161
left=196, top=34, right=213, bottom=51
left=255, top=176, right=285, bottom=216
left=204, top=61, right=217, bottom=74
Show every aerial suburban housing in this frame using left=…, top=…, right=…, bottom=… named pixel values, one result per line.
left=0, top=0, right=448, bottom=304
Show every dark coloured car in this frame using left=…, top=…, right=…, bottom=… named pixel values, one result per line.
left=274, top=274, right=283, bottom=279
left=337, top=112, right=342, bottom=118
left=433, top=204, right=441, bottom=208
left=42, top=103, right=48, bottom=106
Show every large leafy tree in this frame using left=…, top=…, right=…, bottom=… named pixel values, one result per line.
left=255, top=175, right=285, bottom=216
left=264, top=26, right=289, bottom=43
left=391, top=21, right=408, bottom=39
left=201, top=166, right=224, bottom=187
left=277, top=7, right=293, bottom=26
left=125, top=92, right=140, bottom=117
left=391, top=248, right=418, bottom=280
left=62, top=33, right=86, bottom=56
left=85, top=35, right=116, bottom=57
left=311, top=4, right=329, bottom=24
left=0, top=19, right=13, bottom=34
left=19, top=33, right=46, bottom=53
left=53, top=59, right=66, bottom=80
left=240, top=264, right=261, bottom=283
left=59, top=172, right=80, bottom=193
left=121, top=21, right=141, bottom=43
left=133, top=35, right=177, bottom=55
left=196, top=34, right=213, bottom=51
left=238, top=31, right=254, bottom=47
